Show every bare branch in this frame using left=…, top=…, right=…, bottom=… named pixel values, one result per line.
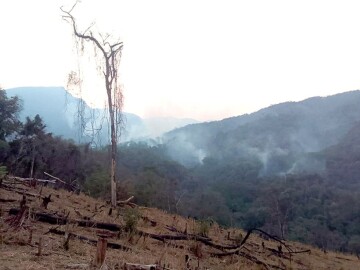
left=61, top=2, right=124, bottom=206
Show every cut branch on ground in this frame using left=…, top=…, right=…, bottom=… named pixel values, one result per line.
left=48, top=228, right=131, bottom=251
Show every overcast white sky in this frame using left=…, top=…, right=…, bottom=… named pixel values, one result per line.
left=1, top=0, right=360, bottom=121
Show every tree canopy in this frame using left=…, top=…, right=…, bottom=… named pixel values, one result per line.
left=0, top=89, right=21, bottom=141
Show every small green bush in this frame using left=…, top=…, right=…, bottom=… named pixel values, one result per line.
left=0, top=166, right=7, bottom=179
left=83, top=170, right=110, bottom=198
left=124, top=208, right=140, bottom=233
left=197, top=220, right=211, bottom=237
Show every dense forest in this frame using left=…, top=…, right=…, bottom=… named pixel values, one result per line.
left=1, top=89, right=360, bottom=255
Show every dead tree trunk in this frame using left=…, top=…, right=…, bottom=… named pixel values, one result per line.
left=29, top=153, right=35, bottom=178
left=61, top=3, right=123, bottom=207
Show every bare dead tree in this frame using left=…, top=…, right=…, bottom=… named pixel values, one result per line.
left=61, top=2, right=123, bottom=206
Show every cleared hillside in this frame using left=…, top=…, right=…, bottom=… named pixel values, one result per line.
left=1, top=177, right=359, bottom=269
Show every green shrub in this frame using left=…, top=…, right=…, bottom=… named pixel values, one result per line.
left=0, top=166, right=7, bottom=179
left=124, top=208, right=140, bottom=233
left=197, top=220, right=211, bottom=237
left=83, top=170, right=110, bottom=198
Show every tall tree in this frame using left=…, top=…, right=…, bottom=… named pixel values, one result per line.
left=61, top=3, right=123, bottom=206
left=0, top=89, right=22, bottom=141
left=9, top=115, right=47, bottom=178
left=0, top=89, right=22, bottom=164
left=21, top=115, right=47, bottom=178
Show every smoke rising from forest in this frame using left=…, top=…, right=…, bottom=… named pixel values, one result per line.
left=162, top=90, right=360, bottom=176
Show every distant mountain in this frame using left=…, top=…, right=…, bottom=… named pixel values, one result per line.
left=6, top=87, right=84, bottom=140
left=163, top=90, right=360, bottom=175
left=5, top=87, right=198, bottom=143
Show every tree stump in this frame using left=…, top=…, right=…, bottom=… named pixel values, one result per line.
left=96, top=237, right=108, bottom=267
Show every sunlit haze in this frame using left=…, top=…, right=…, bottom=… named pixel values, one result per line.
left=1, top=0, right=360, bottom=121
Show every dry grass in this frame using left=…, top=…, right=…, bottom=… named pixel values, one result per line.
left=0, top=179, right=359, bottom=269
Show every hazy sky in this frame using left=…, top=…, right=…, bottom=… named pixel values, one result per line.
left=1, top=0, right=360, bottom=121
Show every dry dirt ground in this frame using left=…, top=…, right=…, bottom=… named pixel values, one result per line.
left=1, top=177, right=359, bottom=270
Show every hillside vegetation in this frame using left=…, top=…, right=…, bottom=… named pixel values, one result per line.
left=1, top=89, right=360, bottom=258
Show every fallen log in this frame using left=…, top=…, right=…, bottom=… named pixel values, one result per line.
left=123, top=263, right=161, bottom=270
left=65, top=264, right=88, bottom=269
left=1, top=184, right=39, bottom=197
left=209, top=227, right=306, bottom=255
left=44, top=172, right=78, bottom=192
left=210, top=250, right=278, bottom=270
left=288, top=249, right=311, bottom=254
left=249, top=228, right=293, bottom=253
left=230, top=228, right=293, bottom=254
left=137, top=230, right=239, bottom=251
left=109, top=196, right=137, bottom=208
left=48, top=228, right=131, bottom=251
left=76, top=220, right=122, bottom=231
left=44, top=172, right=66, bottom=184
left=0, top=198, right=17, bottom=203
left=8, top=176, right=56, bottom=184
left=209, top=227, right=308, bottom=267
left=8, top=207, right=241, bottom=251
left=7, top=208, right=291, bottom=255
left=165, top=225, right=211, bottom=240
left=8, top=208, right=122, bottom=231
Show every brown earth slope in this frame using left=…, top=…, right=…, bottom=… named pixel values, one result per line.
left=0, top=177, right=359, bottom=270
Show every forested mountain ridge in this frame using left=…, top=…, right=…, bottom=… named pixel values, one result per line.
left=158, top=91, right=360, bottom=254
left=6, top=87, right=82, bottom=140
left=5, top=87, right=145, bottom=143
left=5, top=87, right=198, bottom=142
left=164, top=90, right=360, bottom=174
